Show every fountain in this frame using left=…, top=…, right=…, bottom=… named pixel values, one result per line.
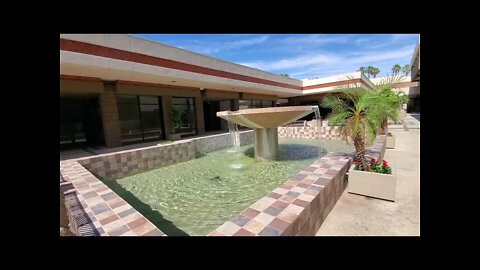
left=217, top=106, right=316, bottom=160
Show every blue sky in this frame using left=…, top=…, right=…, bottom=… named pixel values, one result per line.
left=130, top=34, right=419, bottom=80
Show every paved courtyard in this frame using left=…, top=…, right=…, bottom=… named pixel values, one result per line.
left=316, top=113, right=420, bottom=236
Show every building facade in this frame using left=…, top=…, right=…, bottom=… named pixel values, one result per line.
left=408, top=38, right=420, bottom=112
left=60, top=34, right=375, bottom=149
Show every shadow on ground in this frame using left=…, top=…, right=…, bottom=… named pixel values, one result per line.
left=106, top=180, right=189, bottom=236
left=243, top=144, right=328, bottom=161
left=410, top=114, right=420, bottom=121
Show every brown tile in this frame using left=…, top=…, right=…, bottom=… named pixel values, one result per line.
left=241, top=208, right=261, bottom=219
left=292, top=199, right=310, bottom=208
left=277, top=210, right=298, bottom=223
left=250, top=200, right=270, bottom=212
left=297, top=182, right=309, bottom=188
left=263, top=206, right=282, bottom=216
left=107, top=225, right=130, bottom=236
left=127, top=217, right=149, bottom=230
left=280, top=182, right=295, bottom=189
left=133, top=222, right=156, bottom=236
left=243, top=220, right=266, bottom=235
left=233, top=228, right=255, bottom=236
left=314, top=177, right=332, bottom=187
left=267, top=192, right=282, bottom=199
left=278, top=195, right=296, bottom=204
left=101, top=192, right=118, bottom=201
left=268, top=218, right=290, bottom=232
left=110, top=200, right=127, bottom=209
left=143, top=229, right=165, bottom=236
left=258, top=226, right=281, bottom=236
left=99, top=214, right=120, bottom=226
left=271, top=200, right=289, bottom=210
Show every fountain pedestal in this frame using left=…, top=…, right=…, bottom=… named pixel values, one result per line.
left=217, top=106, right=316, bottom=161
left=255, top=128, right=278, bottom=160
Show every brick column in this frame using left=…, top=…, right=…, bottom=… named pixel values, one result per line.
left=99, top=83, right=122, bottom=148
left=231, top=99, right=239, bottom=111
left=195, top=97, right=205, bottom=135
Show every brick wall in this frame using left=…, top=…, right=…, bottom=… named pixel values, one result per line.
left=208, top=134, right=388, bottom=236
left=77, top=141, right=196, bottom=181
left=278, top=120, right=341, bottom=140
left=99, top=84, right=122, bottom=148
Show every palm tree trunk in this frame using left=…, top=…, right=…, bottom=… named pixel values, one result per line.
left=353, top=133, right=367, bottom=166
left=381, top=117, right=388, bottom=135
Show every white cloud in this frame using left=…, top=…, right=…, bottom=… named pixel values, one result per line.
left=354, top=38, right=373, bottom=45
left=230, top=35, right=269, bottom=48
left=239, top=53, right=341, bottom=71
left=238, top=45, right=415, bottom=79
left=198, top=35, right=270, bottom=54
left=282, top=34, right=349, bottom=45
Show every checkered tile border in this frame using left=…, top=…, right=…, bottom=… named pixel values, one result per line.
left=60, top=160, right=165, bottom=236
left=60, top=125, right=385, bottom=236
left=208, top=135, right=387, bottom=236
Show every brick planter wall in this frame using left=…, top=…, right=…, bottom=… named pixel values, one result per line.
left=279, top=120, right=341, bottom=140
left=61, top=128, right=385, bottom=236
left=208, top=135, right=388, bottom=236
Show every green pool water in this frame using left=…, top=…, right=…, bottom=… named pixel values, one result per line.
left=106, top=138, right=353, bottom=236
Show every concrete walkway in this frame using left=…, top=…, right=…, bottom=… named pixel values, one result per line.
left=316, top=114, right=420, bottom=236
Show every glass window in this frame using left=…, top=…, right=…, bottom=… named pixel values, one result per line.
left=117, top=95, right=138, bottom=105
left=139, top=96, right=159, bottom=105
left=252, top=100, right=262, bottom=108
left=117, top=95, right=164, bottom=144
left=239, top=100, right=250, bottom=110
left=262, top=100, right=273, bottom=108
left=172, top=97, right=196, bottom=137
left=140, top=104, right=162, bottom=140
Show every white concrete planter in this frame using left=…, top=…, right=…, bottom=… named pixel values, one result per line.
left=348, top=165, right=396, bottom=201
left=386, top=135, right=395, bottom=149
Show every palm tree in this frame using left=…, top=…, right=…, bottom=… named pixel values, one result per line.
left=371, top=75, right=406, bottom=134
left=402, top=64, right=411, bottom=76
left=280, top=74, right=290, bottom=78
left=392, top=64, right=401, bottom=76
left=372, top=67, right=380, bottom=78
left=366, top=66, right=375, bottom=78
left=357, top=66, right=367, bottom=76
left=320, top=85, right=384, bottom=166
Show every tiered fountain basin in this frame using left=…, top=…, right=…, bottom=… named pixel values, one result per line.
left=217, top=106, right=315, bottom=160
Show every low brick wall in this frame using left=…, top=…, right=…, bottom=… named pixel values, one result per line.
left=74, top=130, right=255, bottom=181
left=60, top=161, right=165, bottom=236
left=59, top=130, right=254, bottom=236
left=279, top=120, right=341, bottom=140
left=190, top=130, right=254, bottom=155
left=208, top=134, right=388, bottom=236
left=76, top=141, right=196, bottom=181
left=209, top=152, right=353, bottom=236
left=61, top=128, right=385, bottom=236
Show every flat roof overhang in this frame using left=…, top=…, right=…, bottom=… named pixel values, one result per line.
left=60, top=35, right=374, bottom=99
